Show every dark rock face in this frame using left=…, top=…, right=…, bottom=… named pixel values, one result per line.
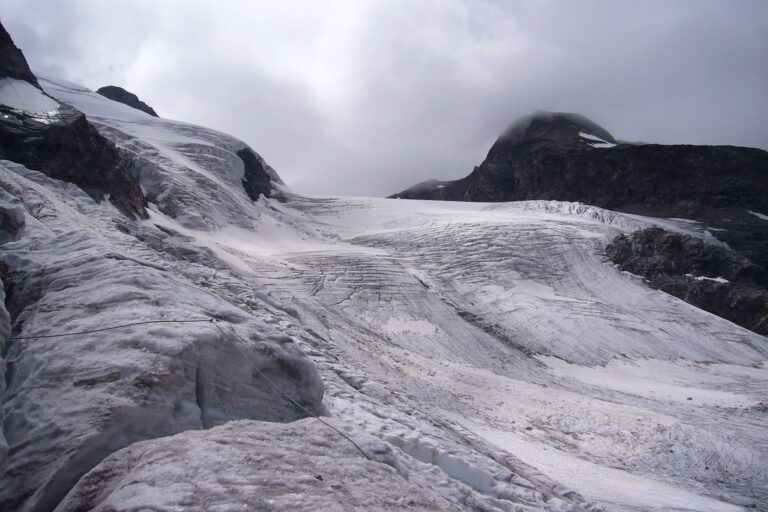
left=0, top=103, right=147, bottom=219
left=607, top=228, right=768, bottom=336
left=96, top=85, right=159, bottom=117
left=238, top=148, right=274, bottom=201
left=0, top=22, right=40, bottom=88
left=0, top=21, right=146, bottom=219
left=0, top=205, right=25, bottom=244
left=391, top=112, right=768, bottom=215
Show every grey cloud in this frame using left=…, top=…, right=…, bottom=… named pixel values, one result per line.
left=1, top=0, right=766, bottom=196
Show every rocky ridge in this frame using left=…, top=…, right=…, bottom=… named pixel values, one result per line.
left=0, top=22, right=40, bottom=87
left=0, top=24, right=146, bottom=219
left=391, top=111, right=768, bottom=217
left=96, top=85, right=158, bottom=117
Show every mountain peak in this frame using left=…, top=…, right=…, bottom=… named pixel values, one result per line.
left=0, top=22, right=41, bottom=88
left=97, top=85, right=158, bottom=117
left=497, top=110, right=616, bottom=147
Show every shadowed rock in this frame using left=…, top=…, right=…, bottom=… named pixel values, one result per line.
left=0, top=103, right=147, bottom=219
left=96, top=85, right=159, bottom=117
left=0, top=21, right=146, bottom=219
left=238, top=147, right=275, bottom=200
left=0, top=23, right=39, bottom=88
left=607, top=227, right=768, bottom=335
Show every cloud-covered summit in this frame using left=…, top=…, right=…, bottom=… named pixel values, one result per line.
left=2, top=0, right=766, bottom=196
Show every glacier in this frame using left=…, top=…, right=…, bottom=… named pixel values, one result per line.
left=0, top=75, right=766, bottom=512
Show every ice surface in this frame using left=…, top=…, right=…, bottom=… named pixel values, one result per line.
left=56, top=419, right=458, bottom=512
left=471, top=425, right=743, bottom=512
left=39, top=75, right=282, bottom=231
left=1, top=72, right=765, bottom=512
left=0, top=78, right=59, bottom=112
left=0, top=161, right=326, bottom=511
left=262, top=194, right=766, bottom=510
left=537, top=356, right=763, bottom=407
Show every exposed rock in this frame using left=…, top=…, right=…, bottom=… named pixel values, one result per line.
left=607, top=227, right=768, bottom=335
left=391, top=112, right=768, bottom=217
left=238, top=147, right=275, bottom=200
left=0, top=22, right=40, bottom=88
left=0, top=102, right=147, bottom=219
left=0, top=21, right=146, bottom=220
left=0, top=204, right=24, bottom=243
left=96, top=85, right=159, bottom=117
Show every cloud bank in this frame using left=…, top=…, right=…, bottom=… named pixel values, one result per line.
left=2, top=0, right=767, bottom=196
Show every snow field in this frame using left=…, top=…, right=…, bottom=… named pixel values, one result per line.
left=0, top=78, right=59, bottom=113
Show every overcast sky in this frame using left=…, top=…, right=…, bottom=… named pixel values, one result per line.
left=2, top=0, right=767, bottom=196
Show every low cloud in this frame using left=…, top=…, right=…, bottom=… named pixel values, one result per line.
left=3, top=0, right=766, bottom=196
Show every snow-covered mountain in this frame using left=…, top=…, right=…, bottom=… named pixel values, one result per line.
left=1, top=26, right=767, bottom=512
left=391, top=112, right=768, bottom=336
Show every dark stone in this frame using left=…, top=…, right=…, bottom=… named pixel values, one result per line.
left=96, top=85, right=158, bottom=117
left=0, top=22, right=40, bottom=88
left=238, top=148, right=274, bottom=201
left=391, top=112, right=768, bottom=217
left=0, top=22, right=146, bottom=219
left=607, top=227, right=768, bottom=335
left=0, top=103, right=147, bottom=219
left=0, top=205, right=25, bottom=243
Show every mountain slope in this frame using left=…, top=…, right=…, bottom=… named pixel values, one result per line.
left=0, top=22, right=40, bottom=87
left=390, top=112, right=768, bottom=215
left=0, top=26, right=146, bottom=219
left=391, top=112, right=768, bottom=335
left=1, top=31, right=766, bottom=512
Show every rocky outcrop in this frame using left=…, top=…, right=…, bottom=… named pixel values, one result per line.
left=96, top=85, right=158, bottom=117
left=0, top=102, right=147, bottom=219
left=0, top=23, right=40, bottom=88
left=0, top=21, right=146, bottom=220
left=238, top=147, right=275, bottom=200
left=0, top=204, right=24, bottom=244
left=391, top=112, right=768, bottom=217
left=607, top=227, right=768, bottom=335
